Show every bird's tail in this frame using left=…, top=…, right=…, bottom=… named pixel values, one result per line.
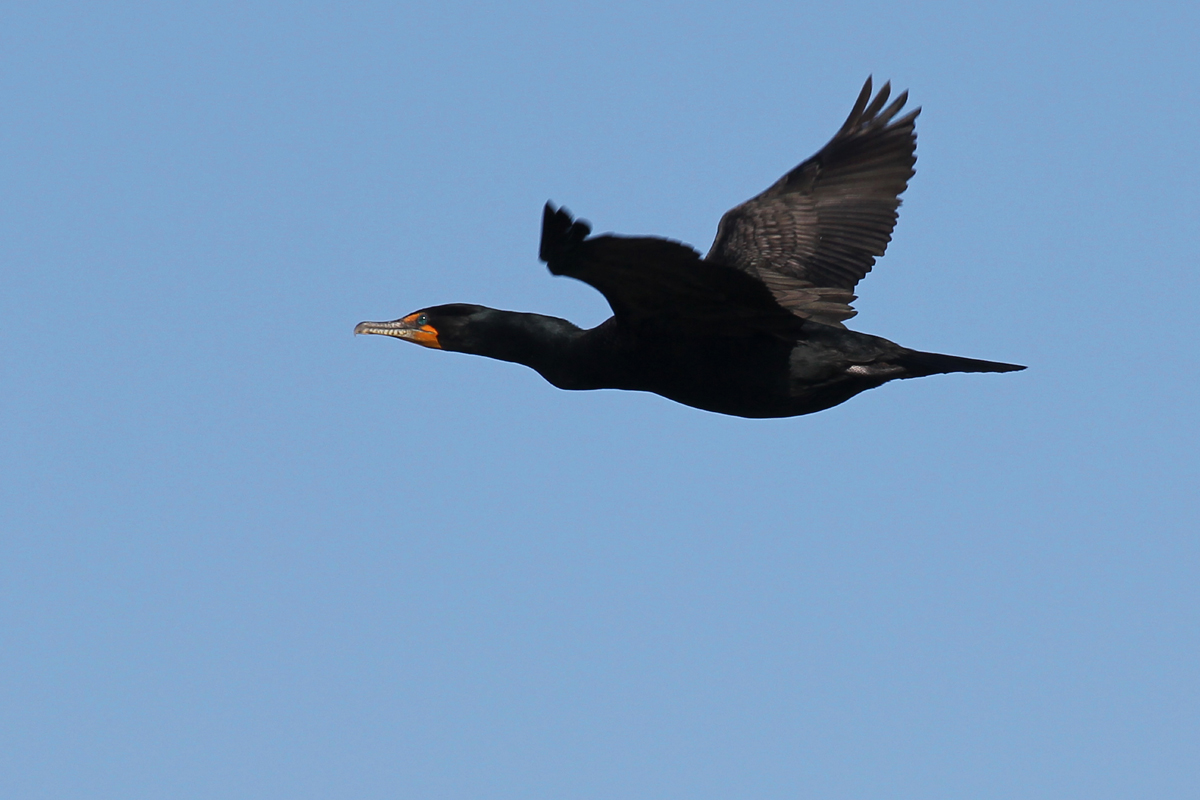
left=897, top=349, right=1026, bottom=377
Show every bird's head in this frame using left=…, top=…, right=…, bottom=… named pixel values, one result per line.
left=354, top=303, right=493, bottom=352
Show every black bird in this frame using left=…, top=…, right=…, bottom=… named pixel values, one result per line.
left=356, top=78, right=1024, bottom=418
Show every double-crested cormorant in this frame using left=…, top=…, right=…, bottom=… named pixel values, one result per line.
left=356, top=78, right=1024, bottom=418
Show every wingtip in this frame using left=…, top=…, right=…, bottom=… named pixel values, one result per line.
left=864, top=81, right=891, bottom=118
left=841, top=77, right=915, bottom=135
left=841, top=78, right=874, bottom=132
left=539, top=201, right=592, bottom=269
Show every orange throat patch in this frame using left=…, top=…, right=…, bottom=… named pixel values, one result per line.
left=400, top=313, right=441, bottom=349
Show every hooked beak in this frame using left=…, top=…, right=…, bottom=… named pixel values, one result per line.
left=354, top=314, right=442, bottom=349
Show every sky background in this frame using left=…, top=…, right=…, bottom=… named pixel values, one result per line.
left=2, top=2, right=1198, bottom=798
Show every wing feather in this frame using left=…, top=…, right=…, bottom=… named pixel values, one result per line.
left=706, top=77, right=920, bottom=326
left=539, top=203, right=803, bottom=336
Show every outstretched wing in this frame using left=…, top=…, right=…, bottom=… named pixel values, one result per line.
left=706, top=77, right=920, bottom=326
left=539, top=203, right=802, bottom=336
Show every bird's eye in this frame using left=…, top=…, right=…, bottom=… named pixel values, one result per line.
left=416, top=314, right=429, bottom=326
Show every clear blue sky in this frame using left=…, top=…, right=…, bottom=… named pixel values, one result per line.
left=2, top=2, right=1197, bottom=798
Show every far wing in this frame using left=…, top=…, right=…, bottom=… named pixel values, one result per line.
left=706, top=77, right=919, bottom=326
left=539, top=203, right=802, bottom=336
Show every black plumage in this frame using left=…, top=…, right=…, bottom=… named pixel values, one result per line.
left=356, top=78, right=1023, bottom=418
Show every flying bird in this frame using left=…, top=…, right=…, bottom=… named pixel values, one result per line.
left=356, top=78, right=1024, bottom=418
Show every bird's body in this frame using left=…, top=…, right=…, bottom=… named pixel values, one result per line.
left=357, top=79, right=1023, bottom=418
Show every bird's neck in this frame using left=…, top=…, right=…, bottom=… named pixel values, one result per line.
left=456, top=310, right=609, bottom=389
